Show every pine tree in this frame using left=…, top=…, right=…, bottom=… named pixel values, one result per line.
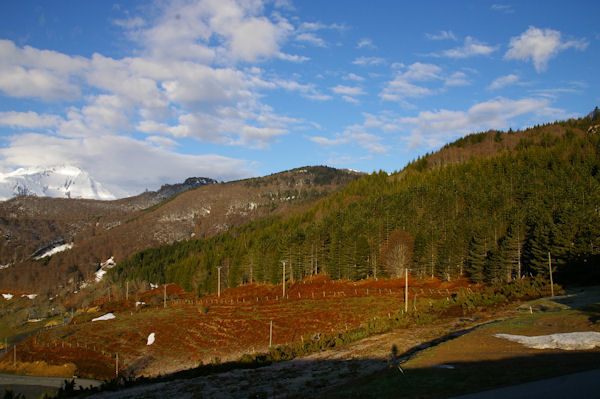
left=466, top=234, right=488, bottom=283
left=502, top=222, right=525, bottom=279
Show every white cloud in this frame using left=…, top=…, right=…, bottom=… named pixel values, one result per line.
left=292, top=20, right=348, bottom=49
left=343, top=73, right=365, bottom=82
left=147, top=135, right=178, bottom=148
left=310, top=130, right=387, bottom=154
left=0, top=1, right=317, bottom=195
left=488, top=74, right=519, bottom=90
left=296, top=32, right=327, bottom=47
left=132, top=0, right=293, bottom=64
left=402, top=62, right=443, bottom=81
left=277, top=52, right=310, bottom=62
left=445, top=71, right=470, bottom=87
left=505, top=26, right=588, bottom=72
left=332, top=85, right=365, bottom=96
left=0, top=133, right=252, bottom=196
left=352, top=56, right=386, bottom=66
left=401, top=97, right=555, bottom=148
left=380, top=62, right=442, bottom=102
left=357, top=38, right=376, bottom=49
left=240, top=126, right=287, bottom=147
left=311, top=112, right=401, bottom=155
left=87, top=54, right=168, bottom=111
left=491, top=4, right=514, bottom=13
left=298, top=21, right=345, bottom=32
left=438, top=36, right=498, bottom=58
left=341, top=95, right=359, bottom=104
left=274, top=78, right=332, bottom=101
left=112, top=16, right=146, bottom=29
left=425, top=30, right=457, bottom=41
left=0, top=111, right=63, bottom=129
left=0, top=40, right=87, bottom=100
left=229, top=17, right=289, bottom=62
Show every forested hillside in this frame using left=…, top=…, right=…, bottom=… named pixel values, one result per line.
left=0, top=166, right=360, bottom=292
left=110, top=112, right=600, bottom=293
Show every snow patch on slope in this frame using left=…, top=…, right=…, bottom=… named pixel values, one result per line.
left=495, top=332, right=600, bottom=350
left=0, top=165, right=115, bottom=201
left=34, top=243, right=74, bottom=259
left=94, top=257, right=116, bottom=282
left=92, top=313, right=116, bottom=322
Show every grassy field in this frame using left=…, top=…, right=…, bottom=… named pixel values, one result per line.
left=329, top=290, right=600, bottom=398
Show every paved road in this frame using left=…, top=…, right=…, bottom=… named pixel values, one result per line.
left=450, top=369, right=600, bottom=399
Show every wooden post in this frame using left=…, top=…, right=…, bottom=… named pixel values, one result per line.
left=217, top=266, right=222, bottom=298
left=116, top=353, right=119, bottom=377
left=548, top=251, right=554, bottom=297
left=163, top=284, right=167, bottom=308
left=269, top=320, right=273, bottom=348
left=405, top=268, right=408, bottom=313
left=281, top=261, right=286, bottom=298
left=126, top=281, right=129, bottom=301
left=13, top=344, right=16, bottom=366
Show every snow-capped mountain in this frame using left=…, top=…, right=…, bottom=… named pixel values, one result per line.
left=0, top=165, right=115, bottom=201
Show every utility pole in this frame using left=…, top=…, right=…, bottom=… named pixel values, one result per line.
left=405, top=268, right=408, bottom=313
left=217, top=266, right=222, bottom=298
left=548, top=251, right=554, bottom=297
left=281, top=261, right=286, bottom=298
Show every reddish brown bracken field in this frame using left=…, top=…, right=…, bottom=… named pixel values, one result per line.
left=2, top=275, right=479, bottom=380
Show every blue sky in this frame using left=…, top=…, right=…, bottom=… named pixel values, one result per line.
left=0, top=0, right=598, bottom=196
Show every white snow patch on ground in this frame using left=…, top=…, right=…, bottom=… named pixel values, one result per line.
left=0, top=264, right=10, bottom=270
left=2, top=294, right=13, bottom=300
left=494, top=332, right=600, bottom=350
left=101, top=256, right=116, bottom=268
left=136, top=301, right=146, bottom=307
left=147, top=332, right=155, bottom=346
left=94, top=268, right=107, bottom=282
left=35, top=243, right=74, bottom=259
left=94, top=256, right=116, bottom=282
left=21, top=294, right=37, bottom=299
left=92, top=313, right=116, bottom=322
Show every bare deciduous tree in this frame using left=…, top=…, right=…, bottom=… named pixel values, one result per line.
left=380, top=231, right=414, bottom=277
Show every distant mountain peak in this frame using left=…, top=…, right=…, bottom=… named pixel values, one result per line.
left=0, top=165, right=115, bottom=201
left=587, top=106, right=600, bottom=121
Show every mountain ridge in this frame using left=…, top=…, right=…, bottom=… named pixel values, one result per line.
left=0, top=166, right=362, bottom=292
left=0, top=165, right=115, bottom=202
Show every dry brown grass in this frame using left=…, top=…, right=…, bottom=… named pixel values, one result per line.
left=0, top=360, right=76, bottom=378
